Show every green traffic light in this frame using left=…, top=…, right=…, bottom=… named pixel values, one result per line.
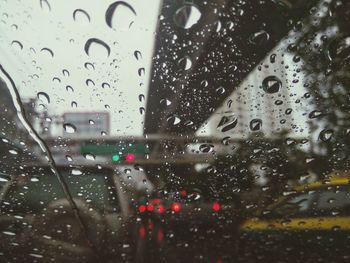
left=112, top=154, right=120, bottom=162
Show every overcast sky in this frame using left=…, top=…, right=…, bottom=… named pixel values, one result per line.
left=0, top=0, right=161, bottom=136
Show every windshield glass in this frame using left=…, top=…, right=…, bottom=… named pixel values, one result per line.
left=1, top=0, right=350, bottom=262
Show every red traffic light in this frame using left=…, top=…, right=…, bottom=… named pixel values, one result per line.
left=125, top=153, right=135, bottom=163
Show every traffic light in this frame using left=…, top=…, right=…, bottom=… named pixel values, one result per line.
left=125, top=153, right=135, bottom=163
left=112, top=154, right=120, bottom=162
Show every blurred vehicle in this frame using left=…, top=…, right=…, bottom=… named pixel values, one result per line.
left=239, top=175, right=350, bottom=261
left=134, top=187, right=242, bottom=262
left=0, top=165, right=133, bottom=262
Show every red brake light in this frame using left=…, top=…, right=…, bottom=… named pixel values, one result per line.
left=138, top=204, right=146, bottom=213
left=157, top=204, right=165, bottom=214
left=171, top=203, right=181, bottom=213
left=147, top=204, right=154, bottom=212
left=212, top=202, right=221, bottom=212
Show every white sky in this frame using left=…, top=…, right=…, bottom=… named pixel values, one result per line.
left=0, top=0, right=161, bottom=136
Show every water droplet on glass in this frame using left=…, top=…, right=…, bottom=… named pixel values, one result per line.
left=138, top=68, right=145, bottom=76
left=215, top=20, right=222, bottom=32
left=167, top=115, right=181, bottom=126
left=53, top=77, right=61, bottom=83
left=221, top=136, right=231, bottom=145
left=8, top=149, right=18, bottom=155
left=84, top=38, right=111, bottom=57
left=73, top=9, right=91, bottom=24
left=63, top=123, right=77, bottom=134
left=62, top=69, right=70, bottom=76
left=138, top=94, right=145, bottom=102
left=286, top=138, right=296, bottom=146
left=134, top=50, right=142, bottom=60
left=275, top=99, right=283, bottom=105
left=0, top=176, right=9, bottom=182
left=71, top=101, right=77, bottom=108
left=285, top=108, right=292, bottom=115
left=309, top=110, right=323, bottom=119
left=2, top=231, right=16, bottom=236
left=199, top=144, right=214, bottom=153
left=11, top=40, right=23, bottom=50
left=249, top=30, right=270, bottom=45
left=84, top=153, right=96, bottom=161
left=262, top=76, right=282, bottom=94
left=160, top=98, right=172, bottom=107
left=40, top=0, right=51, bottom=12
left=326, top=35, right=350, bottom=63
left=139, top=107, right=145, bottom=115
left=174, top=3, right=201, bottom=29
left=89, top=119, right=95, bottom=125
left=84, top=62, right=95, bottom=70
left=217, top=115, right=237, bottom=132
left=178, top=56, right=192, bottom=71
left=105, top=1, right=136, bottom=30
left=40, top=47, right=54, bottom=58
left=102, top=82, right=110, bottom=89
left=66, top=155, right=73, bottom=162
left=66, top=85, right=74, bottom=92
left=216, top=86, right=226, bottom=95
left=86, top=79, right=95, bottom=87
left=37, top=92, right=50, bottom=104
left=184, top=120, right=194, bottom=126
left=71, top=168, right=83, bottom=175
left=250, top=119, right=262, bottom=131
left=201, top=80, right=208, bottom=87
left=227, top=99, right=233, bottom=108
left=30, top=177, right=39, bottom=182
left=270, top=53, right=276, bottom=63
left=319, top=129, right=333, bottom=142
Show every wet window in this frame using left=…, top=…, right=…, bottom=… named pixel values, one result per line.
left=1, top=0, right=350, bottom=262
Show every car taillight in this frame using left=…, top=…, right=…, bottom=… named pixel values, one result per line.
left=212, top=202, right=221, bottom=212
left=138, top=204, right=146, bottom=213
left=147, top=204, right=154, bottom=212
left=171, top=202, right=181, bottom=213
left=157, top=204, right=165, bottom=214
